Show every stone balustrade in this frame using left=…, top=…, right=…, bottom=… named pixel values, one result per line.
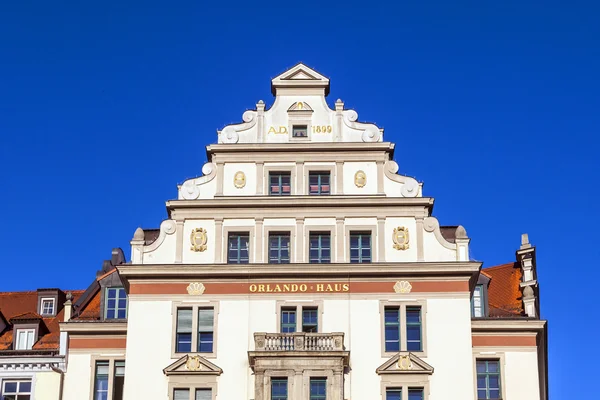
left=254, top=332, right=345, bottom=352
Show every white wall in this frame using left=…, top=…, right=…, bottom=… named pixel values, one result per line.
left=343, top=162, right=378, bottom=195
left=34, top=371, right=60, bottom=400
left=63, top=353, right=92, bottom=400
left=504, top=351, right=540, bottom=400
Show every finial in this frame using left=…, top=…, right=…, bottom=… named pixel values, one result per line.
left=523, top=286, right=534, bottom=299
left=133, top=227, right=144, bottom=241
left=258, top=100, right=264, bottom=104
left=66, top=291, right=73, bottom=301
left=520, top=233, right=531, bottom=249
left=455, top=225, right=468, bottom=239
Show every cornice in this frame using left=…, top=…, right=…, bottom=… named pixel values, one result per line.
left=471, top=319, right=547, bottom=332
left=206, top=142, right=394, bottom=156
left=59, top=321, right=128, bottom=334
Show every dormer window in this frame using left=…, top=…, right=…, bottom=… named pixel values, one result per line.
left=292, top=125, right=308, bottom=138
left=15, top=328, right=35, bottom=350
left=41, top=298, right=55, bottom=316
left=105, top=287, right=127, bottom=319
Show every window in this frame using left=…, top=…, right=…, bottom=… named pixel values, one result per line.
left=197, top=308, right=214, bottom=353
left=280, top=308, right=296, bottom=333
left=309, top=172, right=330, bottom=195
left=1, top=380, right=31, bottom=400
left=113, top=361, right=125, bottom=400
left=476, top=360, right=501, bottom=399
left=302, top=307, right=318, bottom=332
left=408, top=388, right=424, bottom=400
left=173, top=389, right=189, bottom=400
left=309, top=232, right=331, bottom=264
left=271, top=378, right=288, bottom=400
left=292, top=125, right=308, bottom=138
left=176, top=308, right=193, bottom=352
left=105, top=287, right=127, bottom=319
left=196, top=389, right=212, bottom=400
left=386, top=388, right=402, bottom=400
left=173, top=389, right=212, bottom=400
left=472, top=284, right=485, bottom=317
left=41, top=298, right=55, bottom=315
left=15, top=329, right=35, bottom=350
left=309, top=378, right=326, bottom=400
left=406, top=306, right=422, bottom=351
left=270, top=172, right=291, bottom=196
left=350, top=232, right=371, bottom=263
left=384, top=307, right=400, bottom=352
left=269, top=232, right=290, bottom=264
left=227, top=233, right=249, bottom=264
left=93, top=361, right=109, bottom=400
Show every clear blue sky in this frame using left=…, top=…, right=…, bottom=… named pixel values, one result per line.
left=1, top=0, right=597, bottom=397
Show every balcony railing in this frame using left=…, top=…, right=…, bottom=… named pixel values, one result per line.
left=254, top=332, right=345, bottom=352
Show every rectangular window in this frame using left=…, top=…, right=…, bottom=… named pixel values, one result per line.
left=384, top=307, right=400, bottom=352
left=309, top=172, right=330, bottom=195
left=472, top=284, right=484, bottom=317
left=309, top=232, right=331, bottom=264
left=309, top=378, right=326, bottom=400
left=386, top=388, right=402, bottom=400
left=198, top=308, right=214, bottom=353
left=302, top=307, right=318, bottom=332
left=408, top=388, right=424, bottom=400
left=280, top=308, right=296, bottom=333
left=350, top=232, right=371, bottom=263
left=41, top=298, right=55, bottom=315
left=271, top=378, right=288, bottom=400
left=270, top=172, right=291, bottom=196
left=176, top=308, right=193, bottom=353
left=227, top=233, right=249, bottom=264
left=406, top=306, right=422, bottom=351
left=292, top=125, right=308, bottom=138
left=195, top=389, right=212, bottom=400
left=15, top=329, right=35, bottom=350
left=112, top=361, right=125, bottom=400
left=476, top=360, right=501, bottom=399
left=93, top=361, right=109, bottom=400
left=269, top=232, right=290, bottom=264
left=173, top=389, right=190, bottom=400
left=2, top=380, right=32, bottom=400
left=106, top=287, right=127, bottom=319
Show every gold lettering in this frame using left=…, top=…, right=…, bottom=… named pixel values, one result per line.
left=258, top=284, right=265, bottom=293
left=283, top=284, right=290, bottom=292
left=326, top=284, right=334, bottom=292
left=291, top=284, right=298, bottom=292
left=249, top=284, right=257, bottom=292
left=274, top=284, right=282, bottom=292
left=334, top=284, right=342, bottom=292
left=316, top=284, right=324, bottom=292
left=342, top=283, right=350, bottom=292
left=278, top=126, right=288, bottom=134
left=299, top=284, right=308, bottom=292
left=268, top=126, right=276, bottom=134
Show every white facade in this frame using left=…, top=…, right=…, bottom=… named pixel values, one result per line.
left=58, top=64, right=548, bottom=400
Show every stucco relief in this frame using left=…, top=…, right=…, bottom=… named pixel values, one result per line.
left=143, top=219, right=177, bottom=253
left=218, top=110, right=258, bottom=144
left=179, top=162, right=217, bottom=200
left=186, top=282, right=206, bottom=296
left=342, top=109, right=383, bottom=142
left=394, top=281, right=412, bottom=294
left=423, top=217, right=459, bottom=250
left=190, top=228, right=208, bottom=252
left=392, top=227, right=410, bottom=250
left=383, top=161, right=420, bottom=197
left=354, top=170, right=367, bottom=188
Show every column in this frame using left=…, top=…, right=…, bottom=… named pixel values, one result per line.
left=257, top=162, right=264, bottom=195
left=416, top=216, right=424, bottom=262
left=215, top=218, right=223, bottom=263
left=296, top=162, right=304, bottom=195
left=377, top=217, right=385, bottom=262
left=254, top=372, right=265, bottom=400
left=336, top=217, right=345, bottom=263
left=255, top=217, right=264, bottom=263
left=175, top=220, right=184, bottom=263
left=377, top=161, right=385, bottom=194
left=335, top=161, right=343, bottom=194
left=216, top=162, right=224, bottom=196
left=296, top=217, right=305, bottom=263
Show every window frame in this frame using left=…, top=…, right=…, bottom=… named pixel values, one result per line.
left=268, top=231, right=292, bottom=264
left=88, top=356, right=126, bottom=400
left=475, top=359, right=503, bottom=400
left=348, top=230, right=373, bottom=263
left=276, top=301, right=323, bottom=334
left=172, top=302, right=219, bottom=359
left=40, top=297, right=56, bottom=316
left=303, top=165, right=336, bottom=196
left=104, top=287, right=128, bottom=320
left=381, top=383, right=430, bottom=400
left=226, top=232, right=251, bottom=264
left=1, top=379, right=32, bottom=399
left=168, top=383, right=217, bottom=400
left=270, top=377, right=289, bottom=400
left=292, top=124, right=308, bottom=138
left=380, top=301, right=427, bottom=357
left=14, top=328, right=36, bottom=350
left=471, top=284, right=486, bottom=318
left=308, top=171, right=331, bottom=195
left=222, top=225, right=254, bottom=264
left=263, top=165, right=296, bottom=195
left=268, top=171, right=293, bottom=196
left=309, top=377, right=327, bottom=400
left=308, top=231, right=332, bottom=264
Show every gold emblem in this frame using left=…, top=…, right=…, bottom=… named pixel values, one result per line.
left=393, top=281, right=412, bottom=294
left=186, top=355, right=203, bottom=371
left=187, top=282, right=205, bottom=296
left=354, top=170, right=367, bottom=188
left=190, top=228, right=208, bottom=252
left=397, top=355, right=413, bottom=370
left=233, top=171, right=246, bottom=189
left=392, top=227, right=409, bottom=250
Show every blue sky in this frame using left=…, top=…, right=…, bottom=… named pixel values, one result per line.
left=1, top=0, right=598, bottom=397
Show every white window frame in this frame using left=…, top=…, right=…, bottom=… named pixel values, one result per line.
left=1, top=379, right=32, bottom=399
left=15, top=329, right=35, bottom=350
left=171, top=302, right=219, bottom=359
left=41, top=297, right=56, bottom=316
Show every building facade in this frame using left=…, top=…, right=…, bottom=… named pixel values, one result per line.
left=1, top=64, right=548, bottom=400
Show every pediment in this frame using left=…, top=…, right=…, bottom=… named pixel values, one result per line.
left=163, top=355, right=222, bottom=376
left=287, top=101, right=314, bottom=112
left=271, top=63, right=330, bottom=95
left=376, top=352, right=434, bottom=375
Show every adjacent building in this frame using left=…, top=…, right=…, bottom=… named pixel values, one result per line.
left=0, top=64, right=548, bottom=400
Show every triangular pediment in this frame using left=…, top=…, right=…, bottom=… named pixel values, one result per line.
left=376, top=352, right=434, bottom=375
left=287, top=101, right=314, bottom=112
left=163, top=355, right=222, bottom=376
left=271, top=63, right=330, bottom=96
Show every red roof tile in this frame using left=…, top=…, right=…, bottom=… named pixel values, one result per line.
left=73, top=290, right=102, bottom=321
left=484, top=262, right=524, bottom=317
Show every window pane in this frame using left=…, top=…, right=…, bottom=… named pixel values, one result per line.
left=94, top=361, right=109, bottom=400
left=281, top=308, right=296, bottom=333
left=309, top=378, right=326, bottom=400
left=271, top=378, right=288, bottom=400
left=177, top=309, right=193, bottom=333
left=174, top=389, right=190, bottom=400
left=4, top=382, right=18, bottom=393
left=302, top=307, right=318, bottom=332
left=386, top=389, right=402, bottom=400
left=408, top=388, right=424, bottom=400
left=198, top=309, right=214, bottom=331
left=198, top=332, right=213, bottom=352
left=113, top=361, right=125, bottom=400
left=196, top=389, right=212, bottom=400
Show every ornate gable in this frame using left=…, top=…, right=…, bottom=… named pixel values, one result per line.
left=163, top=355, right=223, bottom=376
left=271, top=63, right=330, bottom=95
left=376, top=352, right=434, bottom=375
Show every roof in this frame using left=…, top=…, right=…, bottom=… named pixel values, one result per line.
left=0, top=289, right=84, bottom=351
left=484, top=262, right=524, bottom=317
left=73, top=290, right=102, bottom=321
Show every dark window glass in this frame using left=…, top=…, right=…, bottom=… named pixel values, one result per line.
left=176, top=308, right=192, bottom=353
left=309, top=378, right=327, bottom=400
left=386, top=388, right=402, bottom=400
left=350, top=232, right=371, bottom=263
left=269, top=233, right=290, bottom=264
left=476, top=360, right=501, bottom=399
left=281, top=308, right=296, bottom=333
left=106, top=287, right=127, bottom=319
left=2, top=380, right=32, bottom=400
left=309, top=232, right=331, bottom=264
left=302, top=307, right=318, bottom=332
left=384, top=306, right=400, bottom=352
left=408, top=388, right=424, bottom=400
left=270, top=172, right=291, bottom=196
left=198, top=308, right=214, bottom=353
left=406, top=306, right=422, bottom=351
left=93, top=361, right=109, bottom=400
left=292, top=125, right=308, bottom=138
left=112, top=361, right=125, bottom=400
left=271, top=378, right=288, bottom=400
left=309, top=172, right=330, bottom=195
left=228, top=233, right=249, bottom=264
